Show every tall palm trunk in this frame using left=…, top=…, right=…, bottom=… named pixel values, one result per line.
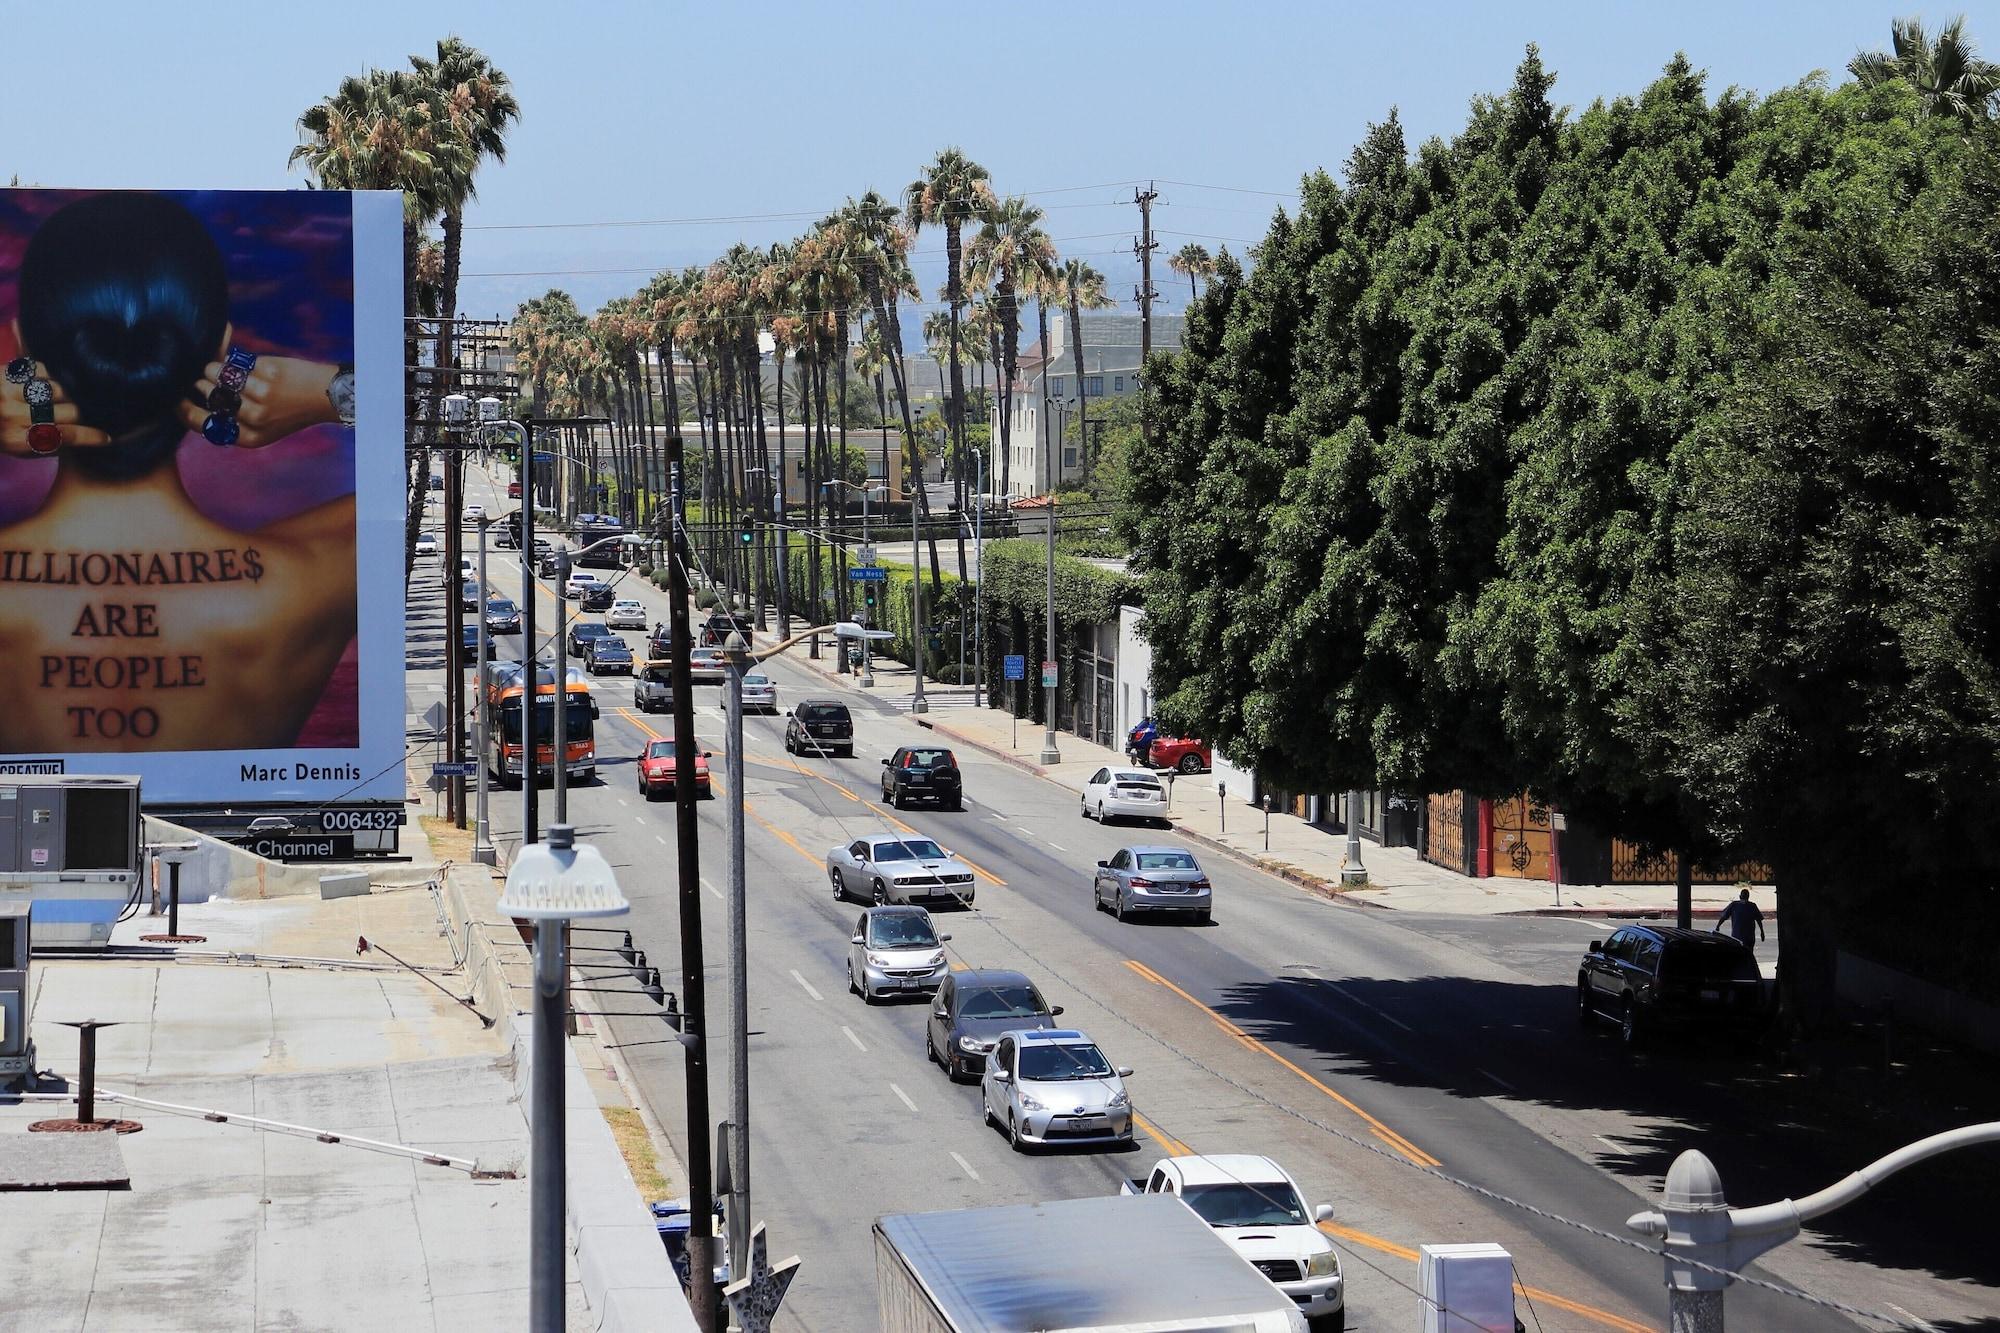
left=748, top=338, right=772, bottom=630
left=996, top=275, right=1019, bottom=501
left=401, top=222, right=428, bottom=582
left=865, top=279, right=942, bottom=594
left=945, top=224, right=970, bottom=587
left=834, top=308, right=854, bottom=626
left=774, top=347, right=790, bottom=637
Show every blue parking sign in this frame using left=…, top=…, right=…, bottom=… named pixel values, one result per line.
left=1003, top=654, right=1025, bottom=682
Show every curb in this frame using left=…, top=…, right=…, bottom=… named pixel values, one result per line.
left=922, top=716, right=1053, bottom=780
left=1165, top=821, right=1393, bottom=910
left=1504, top=905, right=1776, bottom=921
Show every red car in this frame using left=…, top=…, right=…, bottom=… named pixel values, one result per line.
left=637, top=738, right=711, bottom=800
left=507, top=480, right=523, bottom=499
left=1148, top=735, right=1211, bottom=775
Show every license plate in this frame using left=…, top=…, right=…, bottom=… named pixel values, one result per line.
left=900, top=979, right=918, bottom=991
left=910, top=774, right=928, bottom=784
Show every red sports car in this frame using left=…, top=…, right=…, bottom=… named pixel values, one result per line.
left=638, top=738, right=711, bottom=800
left=507, top=480, right=523, bottom=499
left=1148, top=735, right=1211, bottom=775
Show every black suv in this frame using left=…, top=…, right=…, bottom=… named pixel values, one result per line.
left=580, top=582, right=615, bottom=611
left=700, top=611, right=753, bottom=647
left=1578, top=925, right=1764, bottom=1048
left=784, top=699, right=853, bottom=757
left=882, top=746, right=962, bottom=810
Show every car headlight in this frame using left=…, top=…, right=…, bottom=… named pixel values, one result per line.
left=1107, top=1088, right=1129, bottom=1109
left=1306, top=1250, right=1339, bottom=1279
left=1017, top=1092, right=1044, bottom=1111
left=957, top=1036, right=991, bottom=1053
left=866, top=953, right=890, bottom=967
left=925, top=953, right=945, bottom=968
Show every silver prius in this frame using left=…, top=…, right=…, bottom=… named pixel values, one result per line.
left=846, top=905, right=952, bottom=1002
left=981, top=1028, right=1133, bottom=1152
left=1093, top=845, right=1212, bottom=923
left=827, top=834, right=976, bottom=907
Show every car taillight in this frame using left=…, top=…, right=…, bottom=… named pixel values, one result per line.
left=1128, top=877, right=1154, bottom=888
left=1191, top=878, right=1210, bottom=889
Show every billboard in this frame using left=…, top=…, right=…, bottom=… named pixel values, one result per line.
left=0, top=189, right=404, bottom=805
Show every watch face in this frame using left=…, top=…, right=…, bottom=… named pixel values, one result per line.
left=23, top=378, right=53, bottom=408
left=328, top=369, right=356, bottom=423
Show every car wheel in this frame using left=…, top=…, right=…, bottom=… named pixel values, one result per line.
left=846, top=959, right=858, bottom=997
left=783, top=731, right=794, bottom=754
left=1577, top=982, right=1596, bottom=1028
left=1619, top=997, right=1644, bottom=1048
left=1008, top=1111, right=1026, bottom=1153
left=829, top=867, right=846, bottom=900
left=1178, top=753, right=1202, bottom=775
left=1080, top=800, right=1091, bottom=820
left=889, top=785, right=904, bottom=810
left=1093, top=881, right=1106, bottom=912
left=872, top=879, right=888, bottom=906
left=981, top=1086, right=997, bottom=1128
left=1114, top=891, right=1129, bottom=923
left=925, top=1029, right=940, bottom=1066
left=947, top=797, right=963, bottom=812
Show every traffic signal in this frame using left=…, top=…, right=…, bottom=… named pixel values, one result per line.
left=864, top=585, right=876, bottom=610
left=738, top=516, right=754, bottom=546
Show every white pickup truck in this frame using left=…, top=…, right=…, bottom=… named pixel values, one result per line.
left=1122, top=1154, right=1345, bottom=1330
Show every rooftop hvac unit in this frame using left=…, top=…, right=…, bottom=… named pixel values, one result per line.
left=0, top=775, right=142, bottom=949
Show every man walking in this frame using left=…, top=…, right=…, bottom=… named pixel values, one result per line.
left=1714, top=888, right=1766, bottom=952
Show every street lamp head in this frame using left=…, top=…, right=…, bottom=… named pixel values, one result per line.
left=477, top=395, right=503, bottom=423
left=442, top=393, right=472, bottom=424
left=498, top=823, right=629, bottom=921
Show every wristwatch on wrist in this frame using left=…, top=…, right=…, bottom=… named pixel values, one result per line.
left=326, top=363, right=356, bottom=425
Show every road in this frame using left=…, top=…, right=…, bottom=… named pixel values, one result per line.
left=435, top=468, right=1998, bottom=1333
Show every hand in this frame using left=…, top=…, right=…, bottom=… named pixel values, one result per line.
left=180, top=356, right=340, bottom=448
left=0, top=363, right=111, bottom=458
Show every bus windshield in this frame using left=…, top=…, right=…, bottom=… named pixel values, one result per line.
left=498, top=698, right=595, bottom=744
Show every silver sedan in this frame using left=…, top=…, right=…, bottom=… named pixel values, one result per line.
left=827, top=834, right=977, bottom=907
left=740, top=671, right=777, bottom=712
left=1093, top=845, right=1212, bottom=923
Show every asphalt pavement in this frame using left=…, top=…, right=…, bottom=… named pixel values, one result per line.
left=448, top=465, right=1998, bottom=1333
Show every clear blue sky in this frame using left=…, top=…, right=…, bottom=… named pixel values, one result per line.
left=1, top=2, right=1917, bottom=321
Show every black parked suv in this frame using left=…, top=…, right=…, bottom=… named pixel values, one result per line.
left=882, top=746, right=962, bottom=810
left=1578, top=924, right=1764, bottom=1048
left=784, top=699, right=853, bottom=757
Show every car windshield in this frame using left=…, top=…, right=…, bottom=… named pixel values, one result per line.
left=487, top=600, right=515, bottom=613
left=641, top=666, right=671, bottom=684
left=868, top=915, right=938, bottom=948
left=872, top=839, right=945, bottom=863
left=1018, top=1043, right=1112, bottom=1081
left=959, top=985, right=1045, bottom=1020
left=903, top=749, right=954, bottom=769
left=1662, top=946, right=1761, bottom=983
left=645, top=740, right=682, bottom=758
left=800, top=704, right=847, bottom=721
left=596, top=641, right=629, bottom=656
left=1114, top=771, right=1160, bottom=787
left=1135, top=851, right=1199, bottom=871
left=744, top=674, right=770, bottom=687
left=692, top=649, right=721, bottom=662
left=1181, top=1182, right=1307, bottom=1228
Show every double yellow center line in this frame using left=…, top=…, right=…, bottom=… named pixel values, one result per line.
left=1123, top=958, right=1439, bottom=1168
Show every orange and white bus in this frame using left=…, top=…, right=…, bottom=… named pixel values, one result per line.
left=484, top=663, right=599, bottom=787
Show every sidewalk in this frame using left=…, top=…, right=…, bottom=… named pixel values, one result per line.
left=771, top=637, right=1773, bottom=922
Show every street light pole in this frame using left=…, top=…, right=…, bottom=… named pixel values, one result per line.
left=720, top=632, right=751, bottom=1274
left=497, top=823, right=629, bottom=1333
left=1341, top=789, right=1368, bottom=886
left=916, top=444, right=928, bottom=712
left=972, top=449, right=985, bottom=709
left=553, top=548, right=570, bottom=825
left=1039, top=387, right=1061, bottom=765
left=473, top=507, right=496, bottom=865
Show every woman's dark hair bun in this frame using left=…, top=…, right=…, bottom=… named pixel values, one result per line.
left=19, top=193, right=227, bottom=477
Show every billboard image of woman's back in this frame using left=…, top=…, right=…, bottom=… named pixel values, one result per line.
left=0, top=188, right=404, bottom=805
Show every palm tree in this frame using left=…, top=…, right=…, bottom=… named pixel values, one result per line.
left=294, top=67, right=477, bottom=578
left=967, top=196, right=1056, bottom=501
left=1051, top=258, right=1115, bottom=480
left=1166, top=242, right=1214, bottom=303
left=905, top=149, right=995, bottom=584
left=837, top=192, right=943, bottom=594
left=408, top=39, right=520, bottom=436
left=1850, top=15, right=2000, bottom=121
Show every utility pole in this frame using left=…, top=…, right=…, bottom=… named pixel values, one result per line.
left=1133, top=182, right=1159, bottom=448
left=666, top=435, right=720, bottom=1330
left=721, top=634, right=751, bottom=1276
left=444, top=403, right=466, bottom=827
